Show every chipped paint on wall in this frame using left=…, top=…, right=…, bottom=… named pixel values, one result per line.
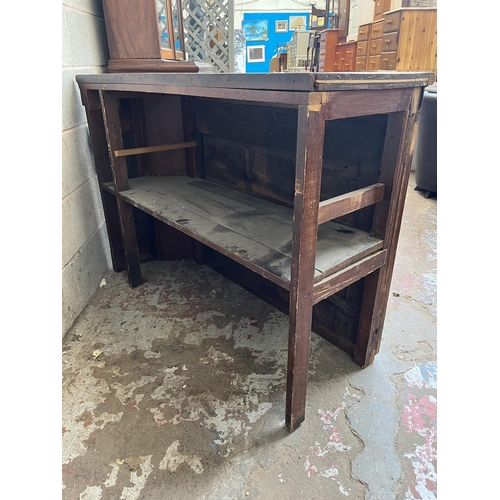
left=402, top=363, right=437, bottom=500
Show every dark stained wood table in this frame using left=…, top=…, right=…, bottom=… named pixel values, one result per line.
left=76, top=71, right=434, bottom=431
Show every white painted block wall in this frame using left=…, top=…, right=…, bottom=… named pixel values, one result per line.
left=62, top=0, right=112, bottom=335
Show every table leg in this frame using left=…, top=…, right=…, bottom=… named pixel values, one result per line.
left=99, top=90, right=143, bottom=287
left=286, top=103, right=325, bottom=431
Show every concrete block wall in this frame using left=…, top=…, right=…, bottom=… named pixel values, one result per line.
left=62, top=0, right=112, bottom=335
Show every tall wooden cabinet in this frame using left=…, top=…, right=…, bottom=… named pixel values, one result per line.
left=318, top=29, right=339, bottom=72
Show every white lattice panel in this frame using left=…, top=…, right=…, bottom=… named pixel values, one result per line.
left=183, top=0, right=233, bottom=73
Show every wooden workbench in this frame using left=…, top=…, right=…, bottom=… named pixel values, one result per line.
left=76, top=71, right=434, bottom=431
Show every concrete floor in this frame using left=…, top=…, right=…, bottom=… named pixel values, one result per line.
left=62, top=172, right=437, bottom=500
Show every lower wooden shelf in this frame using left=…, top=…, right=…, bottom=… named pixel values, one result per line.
left=103, top=175, right=384, bottom=290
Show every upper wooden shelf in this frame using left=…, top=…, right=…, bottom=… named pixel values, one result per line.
left=102, top=176, right=384, bottom=290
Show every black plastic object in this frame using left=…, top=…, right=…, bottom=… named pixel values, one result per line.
left=413, top=84, right=437, bottom=196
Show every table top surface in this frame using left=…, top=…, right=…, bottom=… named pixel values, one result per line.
left=76, top=71, right=436, bottom=92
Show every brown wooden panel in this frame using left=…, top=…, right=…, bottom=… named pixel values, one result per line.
left=84, top=91, right=113, bottom=184
left=202, top=135, right=296, bottom=208
left=355, top=56, right=366, bottom=71
left=367, top=55, right=381, bottom=71
left=181, top=96, right=198, bottom=178
left=108, top=59, right=200, bottom=73
left=374, top=0, right=392, bottom=20
left=155, top=218, right=198, bottom=261
left=356, top=41, right=368, bottom=57
left=382, top=32, right=399, bottom=52
left=286, top=104, right=325, bottom=431
left=99, top=91, right=129, bottom=192
left=102, top=0, right=161, bottom=60
left=114, top=142, right=197, bottom=158
left=370, top=20, right=384, bottom=40
left=380, top=52, right=398, bottom=70
left=383, top=10, right=402, bottom=33
left=141, top=94, right=187, bottom=176
left=357, top=24, right=370, bottom=41
left=194, top=99, right=299, bottom=150
left=101, top=189, right=127, bottom=272
left=324, top=88, right=412, bottom=120
left=313, top=250, right=387, bottom=304
left=323, top=114, right=388, bottom=166
left=318, top=183, right=385, bottom=225
left=369, top=38, right=383, bottom=56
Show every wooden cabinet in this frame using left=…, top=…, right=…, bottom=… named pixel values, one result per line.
left=379, top=8, right=437, bottom=73
left=317, top=31, right=355, bottom=72
left=76, top=71, right=434, bottom=432
left=334, top=41, right=357, bottom=71
left=102, top=0, right=206, bottom=73
left=366, top=19, right=384, bottom=71
left=355, top=23, right=370, bottom=71
left=374, top=0, right=392, bottom=21
left=318, top=29, right=339, bottom=72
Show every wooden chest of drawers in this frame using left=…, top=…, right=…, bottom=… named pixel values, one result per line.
left=379, top=8, right=437, bottom=73
left=318, top=29, right=339, bottom=72
left=334, top=41, right=357, bottom=71
left=355, top=23, right=370, bottom=71
left=366, top=19, right=384, bottom=71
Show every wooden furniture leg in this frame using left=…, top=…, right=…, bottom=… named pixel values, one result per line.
left=286, top=103, right=326, bottom=431
left=80, top=89, right=127, bottom=273
left=99, top=90, right=143, bottom=287
left=354, top=109, right=414, bottom=367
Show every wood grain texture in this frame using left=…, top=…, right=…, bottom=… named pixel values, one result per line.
left=108, top=59, right=200, bottom=73
left=102, top=0, right=161, bottom=60
left=181, top=97, right=198, bottom=178
left=313, top=250, right=386, bottom=304
left=324, top=88, right=413, bottom=120
left=354, top=110, right=411, bottom=367
left=114, top=142, right=197, bottom=157
left=318, top=183, right=385, bottom=225
left=117, top=198, right=143, bottom=287
left=286, top=105, right=325, bottom=431
left=76, top=72, right=435, bottom=93
left=141, top=95, right=187, bottom=176
left=99, top=91, right=130, bottom=192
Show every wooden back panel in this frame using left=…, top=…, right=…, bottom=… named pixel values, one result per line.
left=193, top=99, right=388, bottom=232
